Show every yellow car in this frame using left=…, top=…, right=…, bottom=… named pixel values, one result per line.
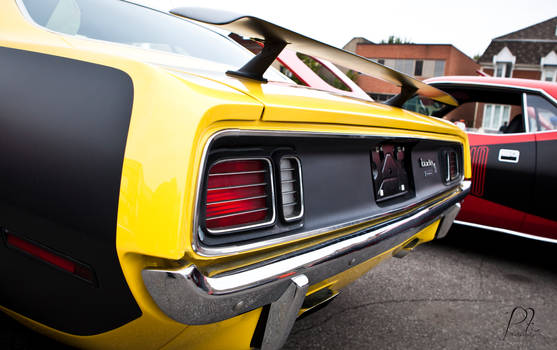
left=0, top=1, right=470, bottom=349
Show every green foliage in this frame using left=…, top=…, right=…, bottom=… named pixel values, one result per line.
left=296, top=52, right=351, bottom=91
left=346, top=70, right=359, bottom=83
left=380, top=35, right=412, bottom=44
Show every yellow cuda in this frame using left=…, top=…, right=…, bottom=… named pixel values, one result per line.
left=0, top=1, right=470, bottom=349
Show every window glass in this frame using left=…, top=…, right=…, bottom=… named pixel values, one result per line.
left=414, top=60, right=423, bottom=76
left=433, top=60, right=445, bottom=76
left=495, top=62, right=513, bottom=78
left=422, top=60, right=435, bottom=77
left=277, top=63, right=307, bottom=86
left=394, top=59, right=414, bottom=75
left=495, top=63, right=504, bottom=77
left=526, top=94, right=557, bottom=131
left=542, top=69, right=556, bottom=82
left=482, top=104, right=511, bottom=131
left=401, top=95, right=448, bottom=116
left=21, top=0, right=254, bottom=67
left=296, top=53, right=351, bottom=91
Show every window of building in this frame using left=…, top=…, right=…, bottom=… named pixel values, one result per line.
left=542, top=68, right=556, bottom=82
left=482, top=104, right=511, bottom=130
left=394, top=59, right=414, bottom=75
left=414, top=60, right=423, bottom=76
left=433, top=60, right=445, bottom=76
left=494, top=62, right=513, bottom=77
left=377, top=59, right=444, bottom=77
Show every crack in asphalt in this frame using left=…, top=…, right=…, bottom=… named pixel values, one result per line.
left=477, top=257, right=485, bottom=298
left=290, top=297, right=500, bottom=336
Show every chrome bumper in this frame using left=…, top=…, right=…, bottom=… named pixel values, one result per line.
left=142, top=181, right=469, bottom=347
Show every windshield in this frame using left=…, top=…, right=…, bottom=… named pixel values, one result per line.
left=20, top=0, right=255, bottom=68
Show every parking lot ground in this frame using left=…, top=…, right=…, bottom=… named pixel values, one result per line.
left=2, top=224, right=557, bottom=349
left=284, top=225, right=557, bottom=349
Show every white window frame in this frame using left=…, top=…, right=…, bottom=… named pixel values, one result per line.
left=482, top=104, right=511, bottom=131
left=495, top=62, right=513, bottom=78
left=542, top=68, right=557, bottom=82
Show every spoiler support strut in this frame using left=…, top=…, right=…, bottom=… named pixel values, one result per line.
left=227, top=39, right=286, bottom=82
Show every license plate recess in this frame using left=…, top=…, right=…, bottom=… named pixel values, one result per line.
left=371, top=144, right=411, bottom=202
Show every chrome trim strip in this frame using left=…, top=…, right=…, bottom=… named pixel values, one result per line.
left=143, top=181, right=469, bottom=325
left=454, top=220, right=557, bottom=244
left=435, top=203, right=460, bottom=240
left=209, top=169, right=266, bottom=176
left=260, top=275, right=309, bottom=350
left=444, top=150, right=460, bottom=183
left=205, top=208, right=268, bottom=221
left=280, top=156, right=304, bottom=223
left=192, top=129, right=468, bottom=257
left=207, top=194, right=268, bottom=206
left=204, top=157, right=276, bottom=235
left=281, top=179, right=297, bottom=184
left=208, top=182, right=267, bottom=191
left=522, top=92, right=531, bottom=133
left=281, top=190, right=297, bottom=196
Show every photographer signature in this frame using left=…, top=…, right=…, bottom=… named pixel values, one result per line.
left=503, top=306, right=540, bottom=340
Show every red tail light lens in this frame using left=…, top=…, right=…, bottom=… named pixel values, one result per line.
left=205, top=159, right=275, bottom=233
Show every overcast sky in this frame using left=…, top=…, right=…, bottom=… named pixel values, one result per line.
left=137, top=0, right=556, bottom=58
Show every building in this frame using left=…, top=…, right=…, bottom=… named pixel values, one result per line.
left=478, top=16, right=557, bottom=82
left=344, top=41, right=479, bottom=101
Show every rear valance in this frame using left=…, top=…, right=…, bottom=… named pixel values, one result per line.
left=170, top=7, right=457, bottom=107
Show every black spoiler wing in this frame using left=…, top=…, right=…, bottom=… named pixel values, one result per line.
left=170, top=7, right=457, bottom=107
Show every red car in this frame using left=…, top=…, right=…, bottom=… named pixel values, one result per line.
left=408, top=76, right=557, bottom=242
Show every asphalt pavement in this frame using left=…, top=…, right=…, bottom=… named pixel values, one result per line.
left=2, top=224, right=557, bottom=349
left=284, top=225, right=557, bottom=349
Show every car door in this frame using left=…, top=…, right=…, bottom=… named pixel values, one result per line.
left=463, top=129, right=536, bottom=233
left=401, top=86, right=538, bottom=233
left=450, top=89, right=535, bottom=233
left=521, top=93, right=557, bottom=240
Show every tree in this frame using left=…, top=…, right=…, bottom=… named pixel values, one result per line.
left=346, top=70, right=359, bottom=83
left=380, top=35, right=412, bottom=44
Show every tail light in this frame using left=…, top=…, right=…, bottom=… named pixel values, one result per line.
left=204, top=158, right=275, bottom=233
left=278, top=156, right=304, bottom=222
left=445, top=150, right=460, bottom=182
left=3, top=231, right=96, bottom=284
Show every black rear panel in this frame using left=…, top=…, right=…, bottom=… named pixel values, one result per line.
left=198, top=134, right=463, bottom=247
left=0, top=47, right=141, bottom=335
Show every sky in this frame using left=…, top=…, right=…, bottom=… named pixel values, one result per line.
left=136, top=0, right=557, bottom=59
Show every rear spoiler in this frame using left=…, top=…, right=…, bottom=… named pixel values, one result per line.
left=170, top=7, right=457, bottom=107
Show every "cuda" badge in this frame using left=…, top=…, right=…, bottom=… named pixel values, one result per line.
left=419, top=158, right=435, bottom=168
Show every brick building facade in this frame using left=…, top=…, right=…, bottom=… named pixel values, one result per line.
left=343, top=40, right=479, bottom=100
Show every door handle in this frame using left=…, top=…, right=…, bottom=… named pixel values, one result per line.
left=498, top=149, right=520, bottom=163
